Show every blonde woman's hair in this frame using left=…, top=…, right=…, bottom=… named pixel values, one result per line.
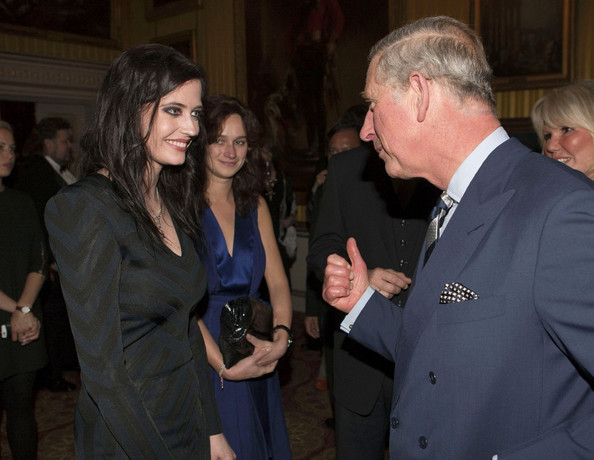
left=531, top=80, right=594, bottom=150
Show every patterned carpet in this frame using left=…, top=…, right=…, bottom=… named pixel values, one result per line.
left=1, top=312, right=335, bottom=459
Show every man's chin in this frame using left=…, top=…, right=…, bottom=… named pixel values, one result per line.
left=384, top=162, right=415, bottom=180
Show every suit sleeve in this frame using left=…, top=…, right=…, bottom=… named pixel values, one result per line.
left=307, top=157, right=349, bottom=282
left=189, top=315, right=222, bottom=436
left=502, top=188, right=594, bottom=458
left=347, top=290, right=402, bottom=363
left=45, top=189, right=175, bottom=458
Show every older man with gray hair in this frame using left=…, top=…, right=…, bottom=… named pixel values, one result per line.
left=323, top=16, right=594, bottom=459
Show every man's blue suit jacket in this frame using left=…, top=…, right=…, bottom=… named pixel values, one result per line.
left=349, top=138, right=594, bottom=459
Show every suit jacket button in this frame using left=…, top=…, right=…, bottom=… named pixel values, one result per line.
left=391, top=417, right=399, bottom=429
left=418, top=436, right=428, bottom=449
left=429, top=371, right=437, bottom=384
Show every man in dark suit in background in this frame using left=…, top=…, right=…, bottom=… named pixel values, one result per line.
left=15, top=117, right=78, bottom=392
left=307, top=136, right=437, bottom=458
left=305, top=113, right=366, bottom=404
left=323, top=16, right=594, bottom=458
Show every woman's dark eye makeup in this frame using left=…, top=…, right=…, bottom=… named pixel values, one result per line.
left=164, top=106, right=181, bottom=116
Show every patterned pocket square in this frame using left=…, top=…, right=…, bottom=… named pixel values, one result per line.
left=439, top=282, right=479, bottom=304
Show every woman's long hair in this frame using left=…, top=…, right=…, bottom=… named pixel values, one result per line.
left=201, top=95, right=265, bottom=216
left=78, top=44, right=208, bottom=246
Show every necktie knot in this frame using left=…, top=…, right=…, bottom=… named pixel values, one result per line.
left=428, top=192, right=453, bottom=221
left=424, top=191, right=454, bottom=265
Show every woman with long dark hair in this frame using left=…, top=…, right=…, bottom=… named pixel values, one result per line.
left=45, top=45, right=234, bottom=459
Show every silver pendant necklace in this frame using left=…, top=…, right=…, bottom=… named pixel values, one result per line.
left=151, top=188, right=163, bottom=232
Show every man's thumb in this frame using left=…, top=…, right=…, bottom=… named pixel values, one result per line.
left=346, top=237, right=362, bottom=267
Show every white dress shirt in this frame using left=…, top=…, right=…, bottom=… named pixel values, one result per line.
left=44, top=155, right=77, bottom=185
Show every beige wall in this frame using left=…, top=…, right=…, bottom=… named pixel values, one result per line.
left=0, top=0, right=246, bottom=100
left=1, top=0, right=592, bottom=120
left=123, top=0, right=247, bottom=100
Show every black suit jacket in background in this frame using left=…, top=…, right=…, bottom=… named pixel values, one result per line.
left=307, top=145, right=438, bottom=414
left=14, top=155, right=67, bottom=242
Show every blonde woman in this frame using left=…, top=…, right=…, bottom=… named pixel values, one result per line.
left=531, top=80, right=594, bottom=180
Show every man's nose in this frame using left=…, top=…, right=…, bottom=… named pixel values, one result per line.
left=360, top=110, right=375, bottom=142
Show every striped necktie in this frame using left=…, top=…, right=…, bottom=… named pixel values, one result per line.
left=424, top=191, right=454, bottom=265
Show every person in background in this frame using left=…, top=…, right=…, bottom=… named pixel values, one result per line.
left=197, top=95, right=292, bottom=459
left=261, top=137, right=297, bottom=293
left=531, top=79, right=594, bottom=180
left=323, top=16, right=594, bottom=458
left=44, top=44, right=234, bottom=459
left=304, top=114, right=362, bottom=405
left=307, top=117, right=437, bottom=456
left=14, top=116, right=78, bottom=392
left=0, top=120, right=47, bottom=460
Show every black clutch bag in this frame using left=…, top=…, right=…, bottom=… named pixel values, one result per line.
left=219, top=296, right=273, bottom=368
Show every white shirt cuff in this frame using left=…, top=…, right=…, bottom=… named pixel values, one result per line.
left=340, top=286, right=375, bottom=333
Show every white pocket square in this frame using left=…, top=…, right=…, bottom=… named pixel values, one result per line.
left=440, top=282, right=479, bottom=304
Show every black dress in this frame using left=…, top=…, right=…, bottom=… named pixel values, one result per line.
left=45, top=174, right=220, bottom=459
left=0, top=187, right=48, bottom=380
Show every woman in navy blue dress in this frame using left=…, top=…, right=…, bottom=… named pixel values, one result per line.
left=197, top=95, right=293, bottom=459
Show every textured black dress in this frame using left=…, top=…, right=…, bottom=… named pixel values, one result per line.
left=45, top=174, right=220, bottom=459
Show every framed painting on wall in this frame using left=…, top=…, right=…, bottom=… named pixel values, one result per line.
left=0, top=0, right=120, bottom=47
left=152, top=31, right=197, bottom=62
left=471, top=0, right=574, bottom=90
left=145, top=0, right=203, bottom=20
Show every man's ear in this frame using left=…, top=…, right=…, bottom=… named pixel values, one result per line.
left=409, top=72, right=430, bottom=123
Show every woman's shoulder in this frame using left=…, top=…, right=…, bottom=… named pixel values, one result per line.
left=48, top=174, right=125, bottom=223
left=57, top=174, right=116, bottom=204
left=256, top=195, right=271, bottom=215
left=0, top=187, right=38, bottom=220
left=2, top=186, right=36, bottom=206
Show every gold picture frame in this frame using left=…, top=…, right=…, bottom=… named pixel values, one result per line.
left=152, top=31, right=197, bottom=62
left=0, top=0, right=121, bottom=47
left=145, top=0, right=203, bottom=21
left=471, top=0, right=574, bottom=90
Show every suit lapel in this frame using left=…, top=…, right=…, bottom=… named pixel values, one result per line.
left=392, top=138, right=526, bottom=399
left=41, top=157, right=67, bottom=189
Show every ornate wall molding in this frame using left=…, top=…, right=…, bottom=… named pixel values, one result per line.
left=0, top=52, right=108, bottom=103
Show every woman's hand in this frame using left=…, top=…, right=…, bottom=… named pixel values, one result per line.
left=222, top=335, right=278, bottom=380
left=209, top=433, right=236, bottom=460
left=11, top=310, right=41, bottom=345
left=253, top=331, right=289, bottom=367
